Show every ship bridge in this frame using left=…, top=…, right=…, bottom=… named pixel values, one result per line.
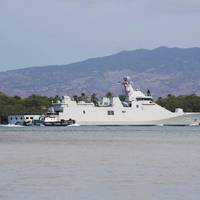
left=121, top=77, right=154, bottom=101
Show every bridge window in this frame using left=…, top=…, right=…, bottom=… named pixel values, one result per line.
left=107, top=110, right=114, bottom=115
left=83, top=110, right=85, bottom=114
left=136, top=98, right=153, bottom=101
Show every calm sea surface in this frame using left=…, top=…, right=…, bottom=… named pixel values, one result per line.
left=0, top=126, right=200, bottom=200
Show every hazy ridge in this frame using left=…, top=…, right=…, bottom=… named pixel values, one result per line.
left=0, top=47, right=200, bottom=97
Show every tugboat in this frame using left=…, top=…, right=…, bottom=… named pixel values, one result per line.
left=43, top=118, right=75, bottom=126
left=15, top=121, right=33, bottom=126
left=42, top=107, right=76, bottom=126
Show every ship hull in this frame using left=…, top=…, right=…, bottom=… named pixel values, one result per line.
left=75, top=114, right=200, bottom=126
left=59, top=107, right=200, bottom=126
left=45, top=93, right=200, bottom=126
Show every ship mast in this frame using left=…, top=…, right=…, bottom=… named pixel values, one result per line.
left=121, top=76, right=136, bottom=102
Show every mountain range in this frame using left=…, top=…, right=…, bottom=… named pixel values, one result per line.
left=0, top=47, right=200, bottom=98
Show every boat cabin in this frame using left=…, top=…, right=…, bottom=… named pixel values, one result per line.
left=8, top=115, right=41, bottom=125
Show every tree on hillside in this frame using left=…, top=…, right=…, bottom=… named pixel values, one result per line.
left=118, top=94, right=126, bottom=101
left=156, top=94, right=200, bottom=112
left=91, top=93, right=98, bottom=106
left=106, top=92, right=113, bottom=99
left=72, top=95, right=78, bottom=102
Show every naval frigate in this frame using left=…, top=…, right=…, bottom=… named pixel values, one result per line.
left=43, top=77, right=200, bottom=126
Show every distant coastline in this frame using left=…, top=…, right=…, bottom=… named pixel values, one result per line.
left=0, top=92, right=200, bottom=124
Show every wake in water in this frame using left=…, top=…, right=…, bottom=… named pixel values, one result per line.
left=0, top=124, right=24, bottom=127
left=67, top=124, right=80, bottom=127
left=0, top=123, right=81, bottom=128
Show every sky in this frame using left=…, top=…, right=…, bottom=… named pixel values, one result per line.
left=0, top=0, right=200, bottom=71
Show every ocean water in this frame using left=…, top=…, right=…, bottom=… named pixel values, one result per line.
left=0, top=126, right=200, bottom=200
